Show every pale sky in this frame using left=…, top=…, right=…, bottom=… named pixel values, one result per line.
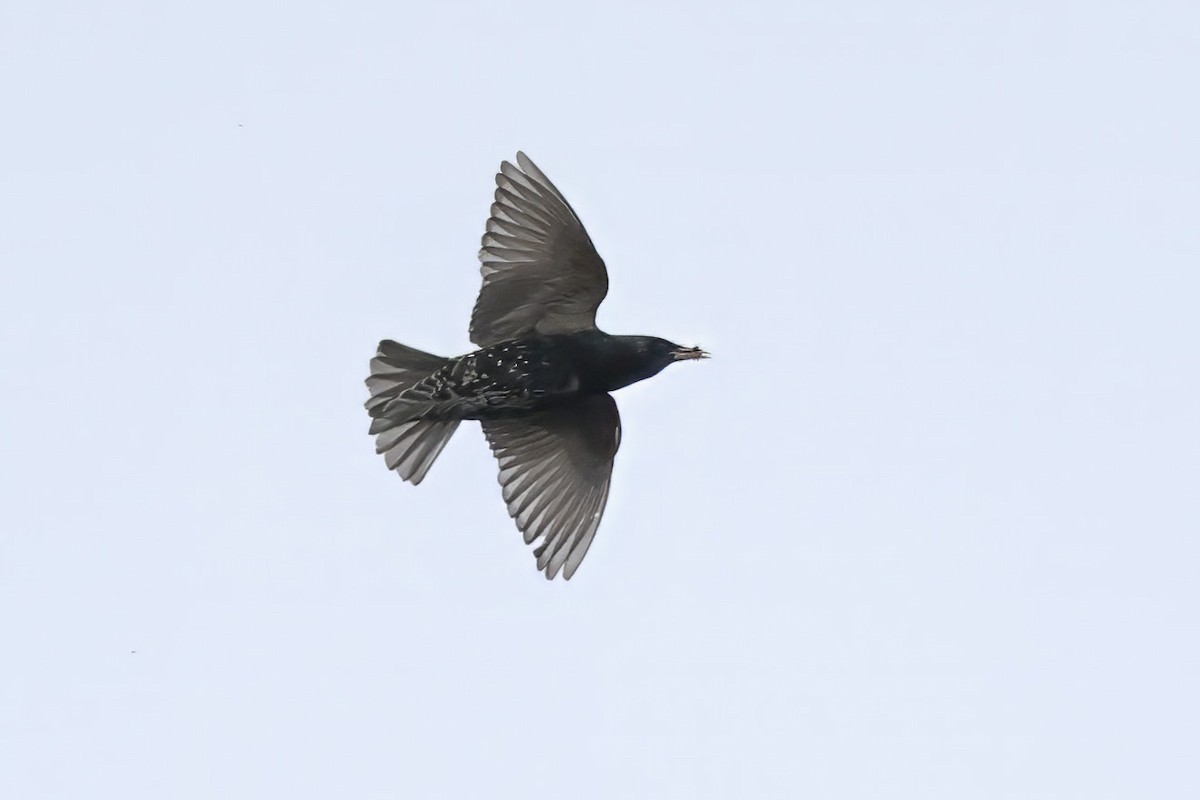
left=2, top=2, right=1198, bottom=798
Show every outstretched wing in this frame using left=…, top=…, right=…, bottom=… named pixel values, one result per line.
left=470, top=152, right=609, bottom=347
left=480, top=394, right=621, bottom=580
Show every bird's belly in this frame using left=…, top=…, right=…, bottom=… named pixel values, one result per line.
left=419, top=343, right=585, bottom=420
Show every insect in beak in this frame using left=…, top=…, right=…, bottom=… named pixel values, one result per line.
left=671, top=346, right=710, bottom=361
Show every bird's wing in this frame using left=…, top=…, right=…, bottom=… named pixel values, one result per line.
left=470, top=152, right=609, bottom=347
left=480, top=393, right=621, bottom=579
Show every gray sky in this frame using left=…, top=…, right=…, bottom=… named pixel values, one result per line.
left=2, top=1, right=1197, bottom=798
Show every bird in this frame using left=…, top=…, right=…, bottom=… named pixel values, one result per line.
left=365, top=152, right=707, bottom=579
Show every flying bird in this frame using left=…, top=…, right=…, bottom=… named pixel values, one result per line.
left=365, top=152, right=706, bottom=579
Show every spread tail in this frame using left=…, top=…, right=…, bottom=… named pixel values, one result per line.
left=365, top=340, right=460, bottom=485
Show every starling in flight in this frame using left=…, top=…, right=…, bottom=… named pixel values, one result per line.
left=366, top=152, right=707, bottom=579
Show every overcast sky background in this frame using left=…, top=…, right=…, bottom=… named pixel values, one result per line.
left=2, top=2, right=1198, bottom=798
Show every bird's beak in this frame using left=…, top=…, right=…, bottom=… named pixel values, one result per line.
left=671, top=346, right=710, bottom=361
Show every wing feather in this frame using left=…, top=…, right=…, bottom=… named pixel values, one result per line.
left=480, top=394, right=621, bottom=579
left=470, top=152, right=609, bottom=346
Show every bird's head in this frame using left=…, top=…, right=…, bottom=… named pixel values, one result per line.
left=598, top=335, right=708, bottom=391
left=630, top=336, right=709, bottom=372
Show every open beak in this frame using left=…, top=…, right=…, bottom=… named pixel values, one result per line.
left=671, top=345, right=710, bottom=361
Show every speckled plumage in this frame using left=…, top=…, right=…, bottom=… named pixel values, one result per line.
left=366, top=153, right=706, bottom=579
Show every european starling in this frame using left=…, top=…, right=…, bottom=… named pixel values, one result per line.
left=365, top=152, right=706, bottom=579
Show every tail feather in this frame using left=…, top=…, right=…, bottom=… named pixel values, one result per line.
left=365, top=340, right=448, bottom=416
left=366, top=340, right=458, bottom=484
left=377, top=418, right=460, bottom=485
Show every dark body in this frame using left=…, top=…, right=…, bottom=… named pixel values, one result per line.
left=405, top=332, right=680, bottom=421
